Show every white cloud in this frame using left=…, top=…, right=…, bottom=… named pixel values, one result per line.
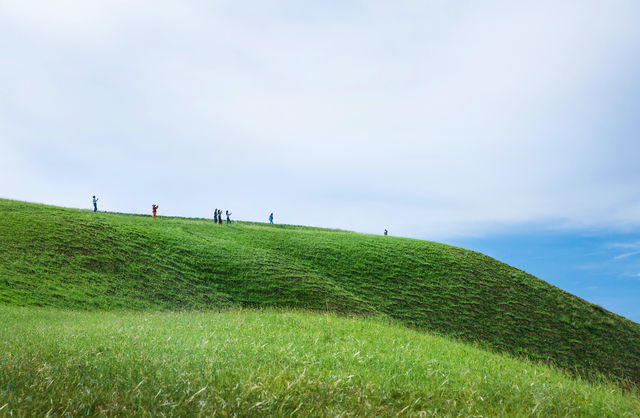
left=1, top=1, right=640, bottom=238
left=608, top=242, right=640, bottom=250
left=614, top=251, right=640, bottom=261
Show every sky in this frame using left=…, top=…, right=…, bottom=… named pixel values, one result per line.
left=2, top=1, right=640, bottom=320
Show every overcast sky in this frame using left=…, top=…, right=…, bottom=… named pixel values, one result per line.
left=2, top=1, right=640, bottom=318
left=2, top=0, right=639, bottom=239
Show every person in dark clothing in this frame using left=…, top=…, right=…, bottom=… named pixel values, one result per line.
left=269, top=212, right=274, bottom=224
left=214, top=209, right=218, bottom=223
left=226, top=210, right=232, bottom=224
left=218, top=210, right=222, bottom=225
left=384, top=229, right=388, bottom=236
left=92, top=196, right=99, bottom=212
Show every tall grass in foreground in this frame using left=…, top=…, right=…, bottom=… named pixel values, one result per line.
left=1, top=307, right=638, bottom=416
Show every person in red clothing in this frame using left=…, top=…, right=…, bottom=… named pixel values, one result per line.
left=152, top=204, right=159, bottom=219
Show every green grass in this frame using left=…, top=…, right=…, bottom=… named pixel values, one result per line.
left=1, top=198, right=640, bottom=388
left=1, top=306, right=639, bottom=416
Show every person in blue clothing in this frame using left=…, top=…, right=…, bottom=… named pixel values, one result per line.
left=218, top=209, right=222, bottom=225
left=269, top=212, right=274, bottom=224
left=92, top=196, right=99, bottom=212
left=214, top=208, right=218, bottom=223
left=226, top=210, right=232, bottom=224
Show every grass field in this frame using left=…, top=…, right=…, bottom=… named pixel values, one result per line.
left=1, top=307, right=639, bottom=416
left=2, top=198, right=640, bottom=414
left=2, top=199, right=640, bottom=385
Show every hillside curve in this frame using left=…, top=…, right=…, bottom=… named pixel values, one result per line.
left=1, top=198, right=639, bottom=384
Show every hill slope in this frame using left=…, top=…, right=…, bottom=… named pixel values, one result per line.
left=1, top=198, right=640, bottom=384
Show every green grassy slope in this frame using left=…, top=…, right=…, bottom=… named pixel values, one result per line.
left=2, top=307, right=639, bottom=416
left=2, top=198, right=640, bottom=384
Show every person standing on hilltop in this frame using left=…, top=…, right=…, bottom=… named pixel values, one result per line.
left=226, top=210, right=232, bottom=224
left=218, top=209, right=222, bottom=225
left=92, top=196, right=99, bottom=212
left=152, top=204, right=159, bottom=220
left=269, top=212, right=274, bottom=224
left=214, top=208, right=218, bottom=224
left=384, top=229, right=388, bottom=236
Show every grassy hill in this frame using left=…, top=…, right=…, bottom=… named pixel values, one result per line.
left=2, top=198, right=640, bottom=386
